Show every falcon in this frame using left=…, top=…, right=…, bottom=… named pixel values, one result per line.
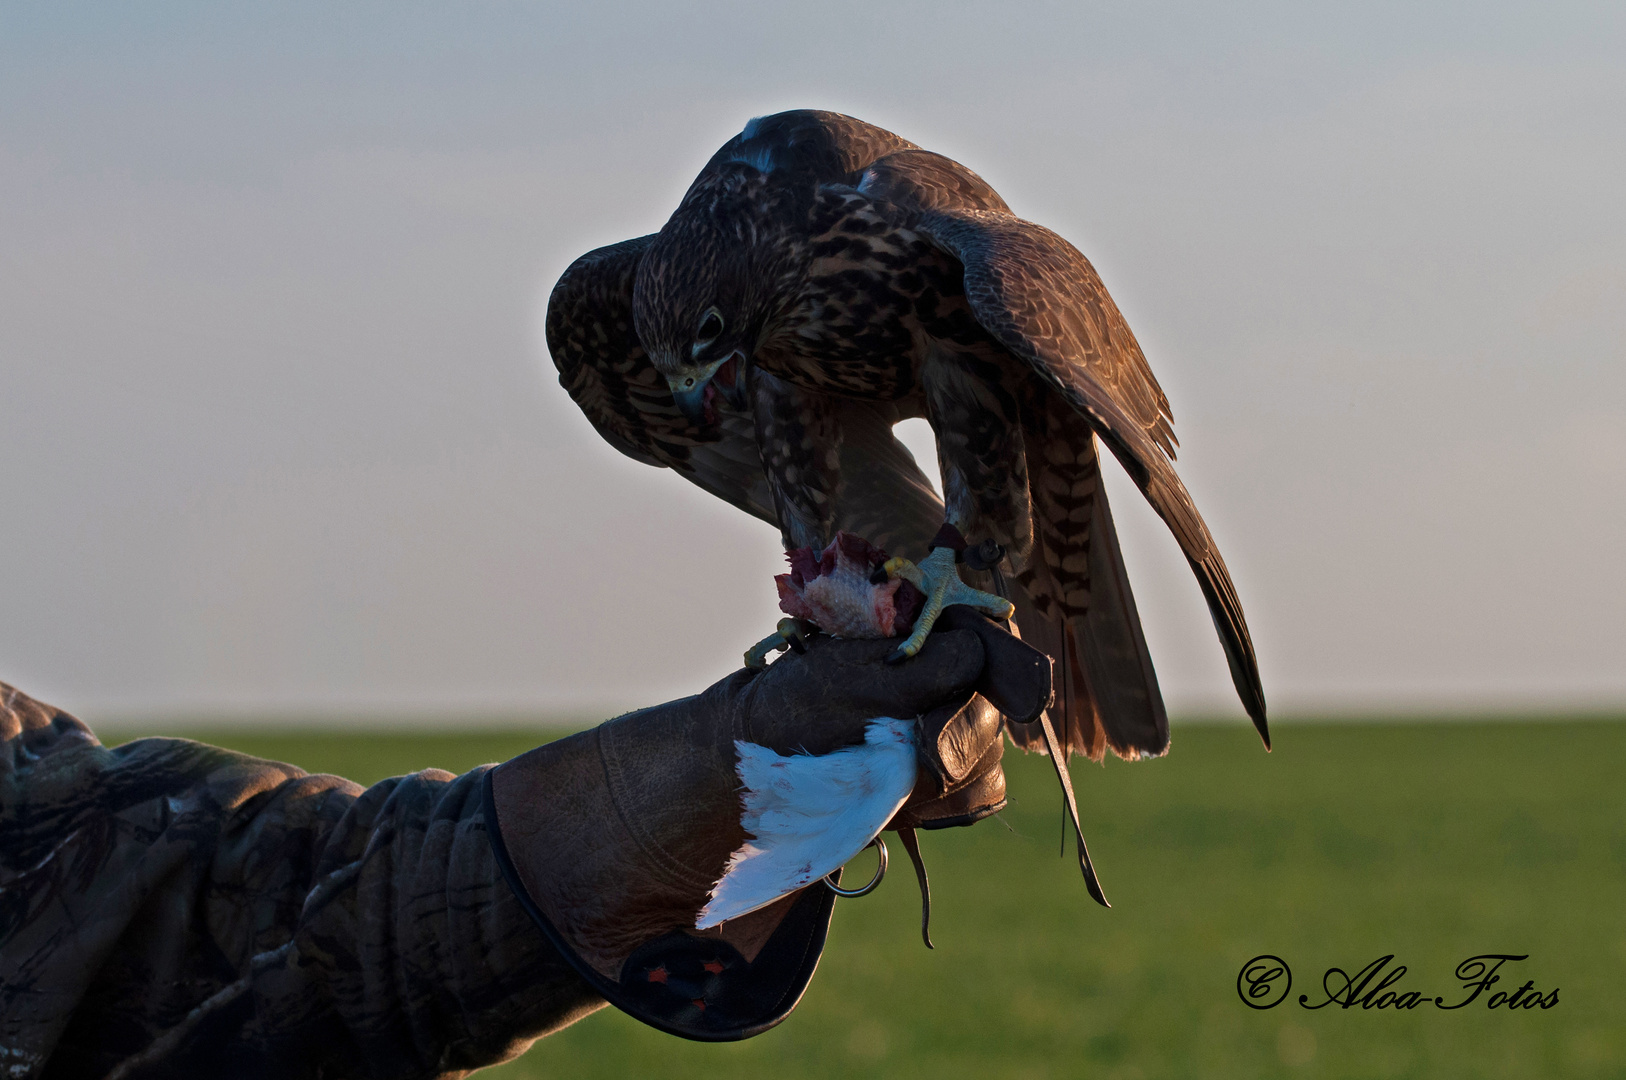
left=547, top=110, right=1268, bottom=774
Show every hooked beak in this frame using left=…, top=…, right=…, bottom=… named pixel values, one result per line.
left=669, top=380, right=712, bottom=425
left=669, top=352, right=747, bottom=425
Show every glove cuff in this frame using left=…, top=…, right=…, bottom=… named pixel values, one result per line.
left=482, top=734, right=840, bottom=1041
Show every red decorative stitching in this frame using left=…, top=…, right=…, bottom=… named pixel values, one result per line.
left=647, top=966, right=668, bottom=984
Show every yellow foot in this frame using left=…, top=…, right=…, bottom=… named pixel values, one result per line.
left=745, top=617, right=818, bottom=671
left=883, top=547, right=1015, bottom=664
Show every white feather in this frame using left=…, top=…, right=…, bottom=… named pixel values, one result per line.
left=695, top=718, right=918, bottom=929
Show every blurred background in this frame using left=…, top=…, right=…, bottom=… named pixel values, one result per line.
left=5, top=5, right=1623, bottom=1078
left=3, top=1, right=1622, bottom=725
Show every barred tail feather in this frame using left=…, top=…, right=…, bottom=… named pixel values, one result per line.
left=1010, top=425, right=1167, bottom=761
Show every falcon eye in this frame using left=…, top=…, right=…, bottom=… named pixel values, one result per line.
left=696, top=308, right=724, bottom=344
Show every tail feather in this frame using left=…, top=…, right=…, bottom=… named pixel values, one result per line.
left=1139, top=468, right=1270, bottom=750
left=1078, top=483, right=1168, bottom=757
left=1010, top=424, right=1167, bottom=761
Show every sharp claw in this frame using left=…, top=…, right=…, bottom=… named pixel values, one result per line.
left=777, top=617, right=809, bottom=654
left=919, top=547, right=1015, bottom=620
left=763, top=539, right=1014, bottom=671
left=747, top=618, right=821, bottom=670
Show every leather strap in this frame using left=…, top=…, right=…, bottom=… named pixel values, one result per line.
left=1035, top=710, right=1110, bottom=908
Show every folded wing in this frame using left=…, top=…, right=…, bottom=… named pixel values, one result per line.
left=547, top=235, right=777, bottom=524
left=549, top=236, right=945, bottom=562
left=914, top=205, right=1269, bottom=748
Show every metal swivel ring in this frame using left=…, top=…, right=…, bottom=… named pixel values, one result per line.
left=823, top=837, right=888, bottom=898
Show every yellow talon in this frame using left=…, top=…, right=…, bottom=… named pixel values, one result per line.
left=885, top=546, right=1014, bottom=664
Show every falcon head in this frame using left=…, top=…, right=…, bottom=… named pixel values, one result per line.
left=632, top=162, right=803, bottom=425
left=638, top=293, right=750, bottom=427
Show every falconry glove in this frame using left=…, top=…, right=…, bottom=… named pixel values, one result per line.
left=484, top=609, right=1050, bottom=1041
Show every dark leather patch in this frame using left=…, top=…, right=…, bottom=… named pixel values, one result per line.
left=935, top=606, right=1053, bottom=723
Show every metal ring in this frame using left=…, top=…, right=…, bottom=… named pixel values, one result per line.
left=824, top=837, right=888, bottom=898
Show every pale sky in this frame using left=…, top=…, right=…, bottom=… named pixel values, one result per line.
left=2, top=2, right=1622, bottom=724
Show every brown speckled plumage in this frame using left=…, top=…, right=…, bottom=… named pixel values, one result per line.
left=547, top=111, right=1267, bottom=759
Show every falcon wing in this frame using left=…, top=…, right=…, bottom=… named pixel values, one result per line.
left=546, top=235, right=776, bottom=524
left=852, top=149, right=1186, bottom=757
left=548, top=235, right=943, bottom=566
left=915, top=206, right=1269, bottom=748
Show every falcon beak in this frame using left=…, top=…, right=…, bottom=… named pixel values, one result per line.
left=667, top=351, right=748, bottom=424
left=669, top=378, right=714, bottom=425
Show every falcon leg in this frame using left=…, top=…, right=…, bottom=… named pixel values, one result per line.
left=919, top=345, right=1035, bottom=569
left=752, top=369, right=844, bottom=551
left=883, top=547, right=1015, bottom=664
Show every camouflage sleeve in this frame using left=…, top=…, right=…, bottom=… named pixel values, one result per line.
left=0, top=682, right=605, bottom=1079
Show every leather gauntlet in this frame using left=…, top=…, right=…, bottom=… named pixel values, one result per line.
left=485, top=608, right=1050, bottom=1040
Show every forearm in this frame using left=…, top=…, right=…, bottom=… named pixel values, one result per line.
left=0, top=686, right=602, bottom=1080
left=239, top=765, right=605, bottom=1079
left=5, top=610, right=1040, bottom=1072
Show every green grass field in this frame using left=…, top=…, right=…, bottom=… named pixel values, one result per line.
left=160, top=720, right=1624, bottom=1079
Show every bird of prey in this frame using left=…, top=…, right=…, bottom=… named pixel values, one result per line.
left=547, top=110, right=1268, bottom=776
